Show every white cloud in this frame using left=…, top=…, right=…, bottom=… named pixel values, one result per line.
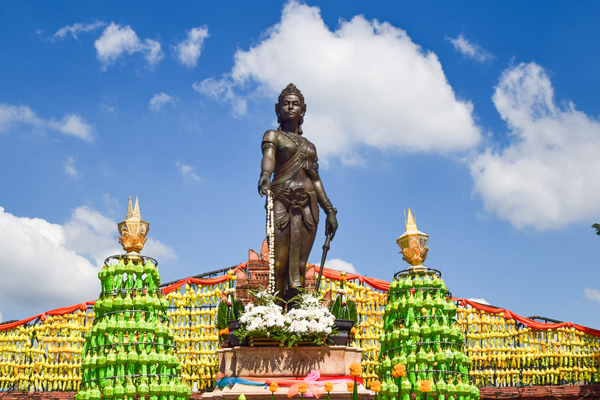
left=49, top=114, right=94, bottom=141
left=176, top=162, right=201, bottom=181
left=0, top=205, right=176, bottom=318
left=52, top=21, right=106, bottom=41
left=175, top=26, right=209, bottom=67
left=471, top=62, right=600, bottom=230
left=446, top=34, right=493, bottom=63
left=63, top=206, right=122, bottom=266
left=144, top=238, right=177, bottom=260
left=467, top=298, right=490, bottom=305
left=0, top=103, right=93, bottom=141
left=149, top=93, right=176, bottom=112
left=322, top=258, right=357, bottom=274
left=585, top=288, right=600, bottom=303
left=0, top=104, right=44, bottom=131
left=103, top=193, right=119, bottom=208
left=193, top=78, right=247, bottom=116
left=193, top=1, right=480, bottom=164
left=0, top=207, right=100, bottom=313
left=94, top=23, right=164, bottom=68
left=101, top=103, right=116, bottom=113
left=64, top=157, right=82, bottom=179
left=144, top=39, right=163, bottom=65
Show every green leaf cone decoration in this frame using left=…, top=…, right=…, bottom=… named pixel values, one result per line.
left=378, top=267, right=480, bottom=400
left=76, top=255, right=190, bottom=400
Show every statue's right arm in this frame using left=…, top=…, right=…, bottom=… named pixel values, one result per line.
left=258, top=130, right=278, bottom=196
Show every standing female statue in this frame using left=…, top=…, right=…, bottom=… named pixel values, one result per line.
left=258, top=83, right=338, bottom=302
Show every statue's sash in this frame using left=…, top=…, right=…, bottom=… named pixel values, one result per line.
left=272, top=137, right=309, bottom=189
left=271, top=136, right=319, bottom=229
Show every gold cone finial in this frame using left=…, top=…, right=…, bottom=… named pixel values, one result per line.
left=405, top=208, right=417, bottom=232
left=133, top=196, right=141, bottom=220
left=126, top=196, right=133, bottom=219
left=117, top=196, right=149, bottom=256
left=125, top=196, right=141, bottom=222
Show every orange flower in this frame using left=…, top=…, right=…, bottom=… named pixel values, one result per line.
left=349, top=362, right=362, bottom=377
left=340, top=270, right=347, bottom=282
left=350, top=327, right=357, bottom=336
left=392, top=364, right=406, bottom=378
left=269, top=383, right=278, bottom=393
left=298, top=383, right=307, bottom=394
left=219, top=327, right=230, bottom=336
left=346, top=382, right=355, bottom=392
left=419, top=380, right=432, bottom=393
left=324, top=382, right=334, bottom=392
left=370, top=380, right=381, bottom=392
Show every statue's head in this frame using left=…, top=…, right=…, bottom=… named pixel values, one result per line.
left=276, top=83, right=307, bottom=132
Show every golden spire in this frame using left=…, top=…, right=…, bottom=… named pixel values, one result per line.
left=117, top=196, right=149, bottom=257
left=125, top=196, right=141, bottom=222
left=405, top=208, right=417, bottom=232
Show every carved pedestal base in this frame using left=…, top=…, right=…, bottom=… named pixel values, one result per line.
left=202, top=346, right=375, bottom=400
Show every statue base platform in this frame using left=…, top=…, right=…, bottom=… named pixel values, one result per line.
left=202, top=346, right=375, bottom=400
left=218, top=345, right=364, bottom=377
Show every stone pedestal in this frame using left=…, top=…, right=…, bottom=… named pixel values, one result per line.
left=219, top=345, right=364, bottom=377
left=203, top=346, right=375, bottom=400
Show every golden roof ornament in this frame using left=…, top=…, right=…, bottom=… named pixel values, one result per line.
left=396, top=208, right=430, bottom=270
left=117, top=196, right=149, bottom=258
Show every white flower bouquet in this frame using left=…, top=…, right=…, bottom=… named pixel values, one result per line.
left=286, top=292, right=336, bottom=346
left=235, top=289, right=337, bottom=347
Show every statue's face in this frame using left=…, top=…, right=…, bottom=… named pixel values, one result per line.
left=279, top=95, right=302, bottom=122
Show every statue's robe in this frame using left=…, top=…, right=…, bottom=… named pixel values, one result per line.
left=268, top=133, right=319, bottom=299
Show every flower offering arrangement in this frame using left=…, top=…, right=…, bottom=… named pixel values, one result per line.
left=235, top=290, right=336, bottom=347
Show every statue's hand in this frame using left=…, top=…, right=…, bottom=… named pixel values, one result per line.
left=258, top=175, right=271, bottom=196
left=326, top=211, right=338, bottom=239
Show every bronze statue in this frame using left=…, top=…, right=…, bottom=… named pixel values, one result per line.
left=258, top=83, right=338, bottom=302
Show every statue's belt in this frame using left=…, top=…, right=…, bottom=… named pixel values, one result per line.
left=274, top=188, right=316, bottom=230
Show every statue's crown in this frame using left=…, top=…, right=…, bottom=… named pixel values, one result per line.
left=279, top=83, right=305, bottom=104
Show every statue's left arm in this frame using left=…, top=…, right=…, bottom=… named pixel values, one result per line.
left=308, top=153, right=338, bottom=239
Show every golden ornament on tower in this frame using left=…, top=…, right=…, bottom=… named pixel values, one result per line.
left=396, top=208, right=429, bottom=270
left=116, top=196, right=149, bottom=257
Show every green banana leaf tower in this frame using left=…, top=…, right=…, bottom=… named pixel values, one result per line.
left=377, top=209, right=480, bottom=400
left=76, top=197, right=191, bottom=400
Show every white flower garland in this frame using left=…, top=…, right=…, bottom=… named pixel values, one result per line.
left=266, top=190, right=276, bottom=293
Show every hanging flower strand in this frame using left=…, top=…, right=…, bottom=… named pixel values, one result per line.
left=266, top=190, right=276, bottom=293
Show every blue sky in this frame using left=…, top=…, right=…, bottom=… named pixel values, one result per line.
left=2, top=1, right=600, bottom=327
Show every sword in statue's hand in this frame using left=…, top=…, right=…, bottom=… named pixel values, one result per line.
left=315, top=232, right=333, bottom=292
